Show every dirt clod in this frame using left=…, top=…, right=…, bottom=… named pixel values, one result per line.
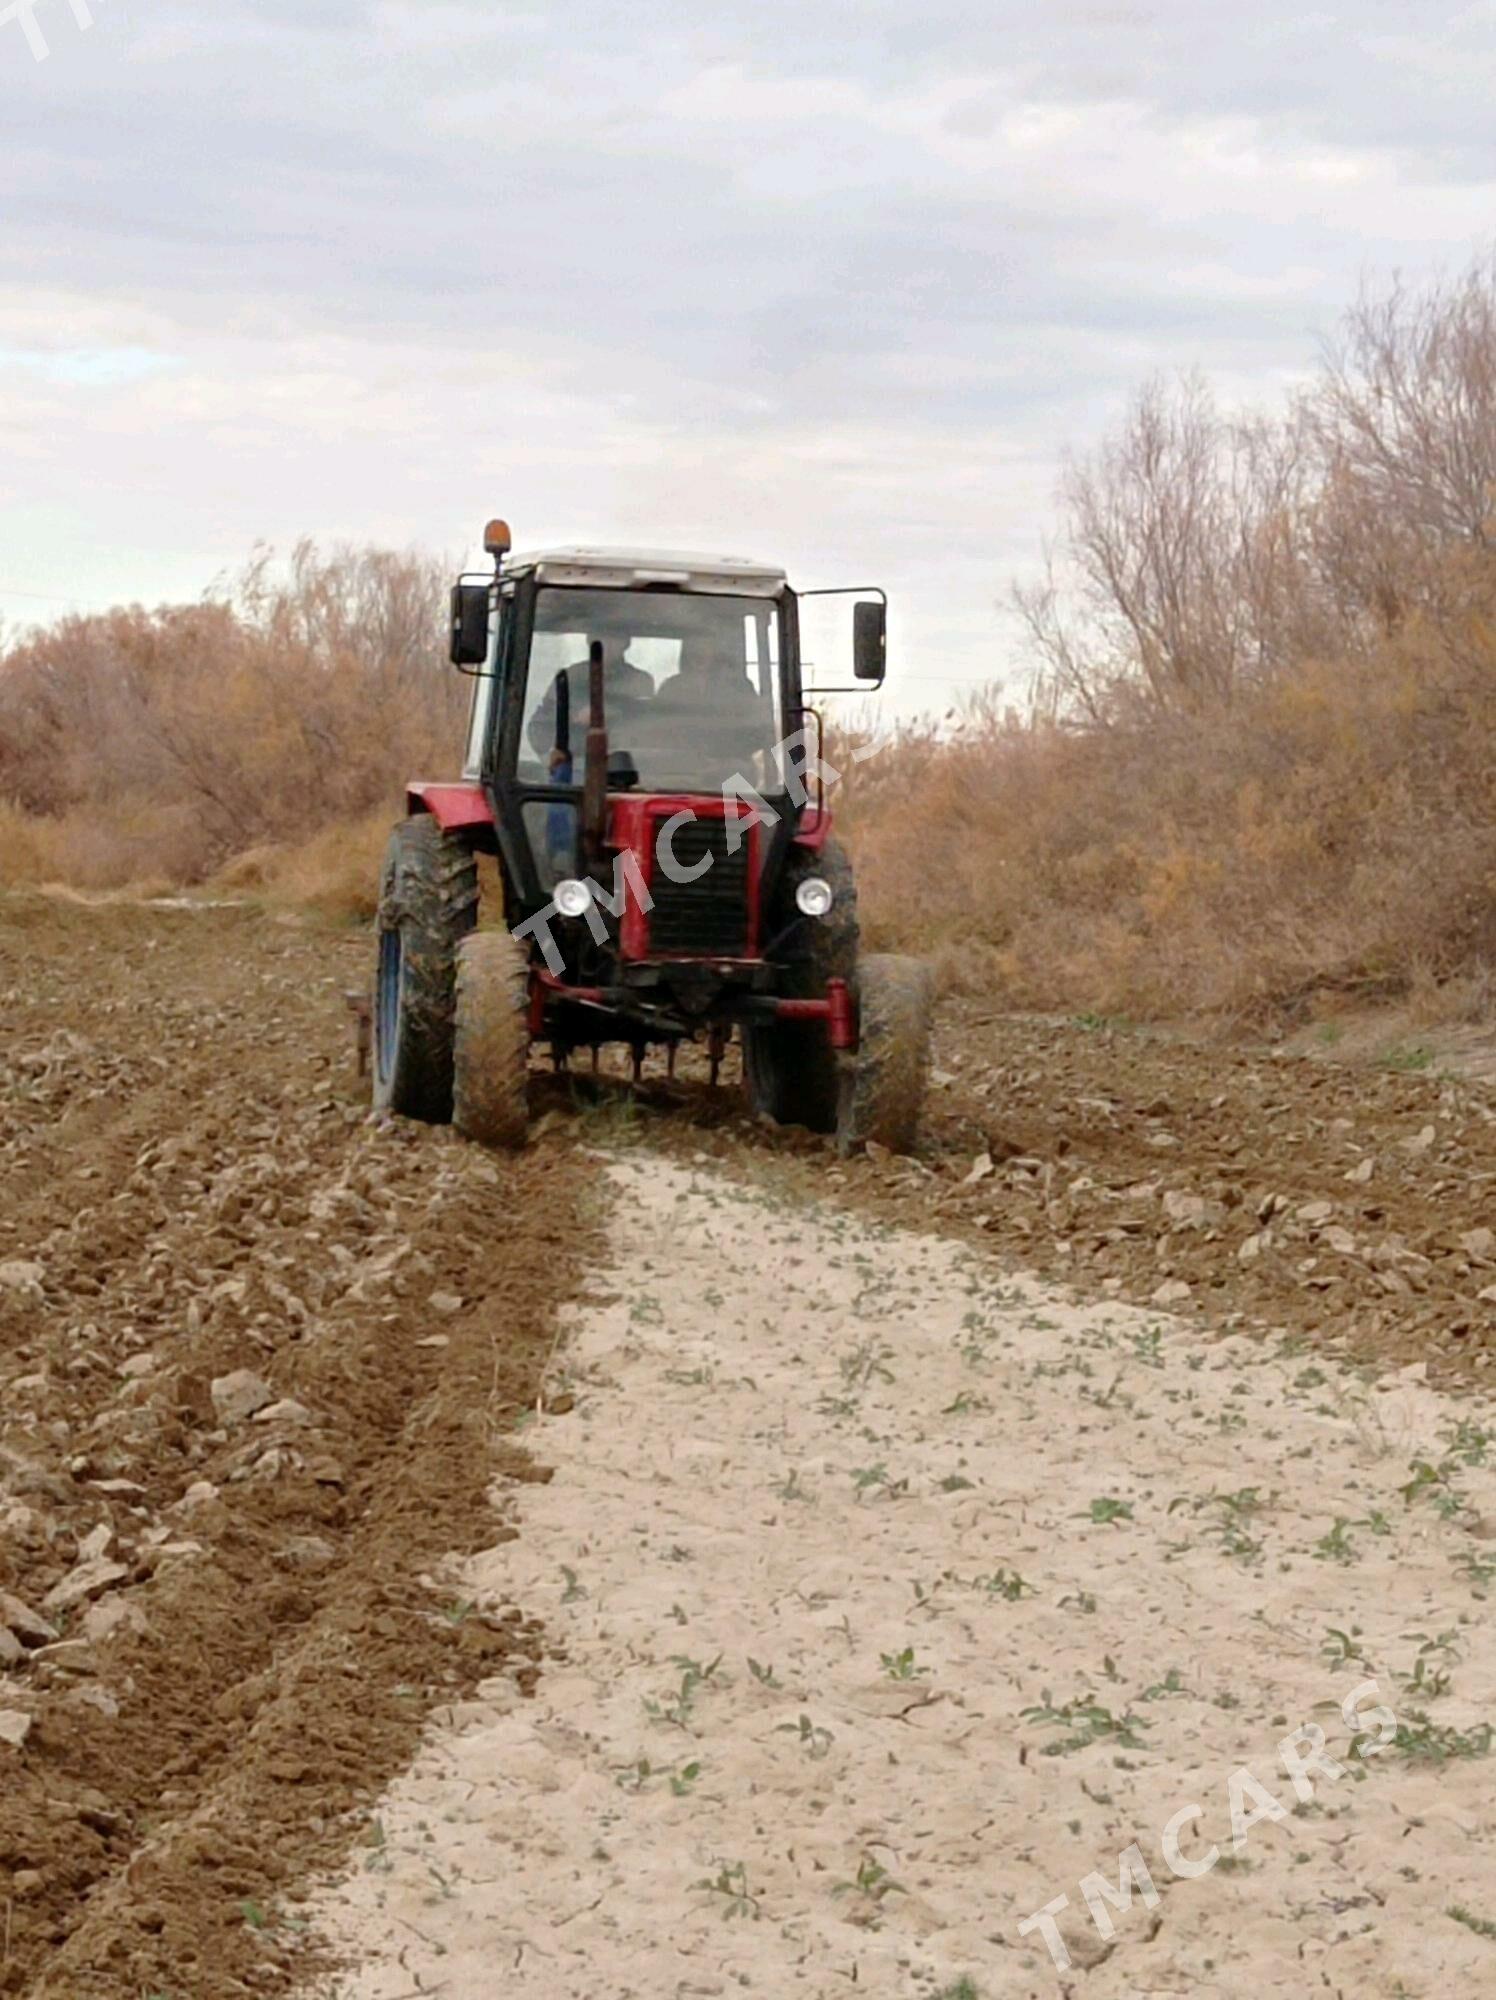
left=0, top=892, right=591, bottom=2000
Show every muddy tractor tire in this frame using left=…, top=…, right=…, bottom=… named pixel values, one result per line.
left=373, top=816, right=479, bottom=1123
left=836, top=953, right=934, bottom=1156
left=743, top=837, right=859, bottom=1134
left=453, top=930, right=532, bottom=1148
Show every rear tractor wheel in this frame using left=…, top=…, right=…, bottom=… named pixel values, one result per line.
left=453, top=930, right=532, bottom=1148
left=373, top=816, right=478, bottom=1122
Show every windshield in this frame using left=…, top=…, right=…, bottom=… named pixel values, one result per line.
left=518, top=587, right=783, bottom=794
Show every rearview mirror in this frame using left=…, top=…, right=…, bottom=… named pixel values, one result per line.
left=449, top=583, right=491, bottom=668
left=853, top=599, right=886, bottom=684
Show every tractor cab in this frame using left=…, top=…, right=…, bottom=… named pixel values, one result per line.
left=375, top=521, right=929, bottom=1156
left=457, top=546, right=806, bottom=906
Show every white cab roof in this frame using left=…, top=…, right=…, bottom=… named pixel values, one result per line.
left=504, top=546, right=787, bottom=596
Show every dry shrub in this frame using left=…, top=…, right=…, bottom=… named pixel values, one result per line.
left=0, top=799, right=54, bottom=887
left=0, top=541, right=466, bottom=896
left=847, top=256, right=1496, bottom=1021
left=214, top=811, right=394, bottom=922
left=847, top=618, right=1496, bottom=1020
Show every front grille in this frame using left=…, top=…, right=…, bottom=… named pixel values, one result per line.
left=647, top=815, right=749, bottom=956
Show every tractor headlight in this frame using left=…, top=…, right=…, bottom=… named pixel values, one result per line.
left=554, top=877, right=593, bottom=919
left=795, top=876, right=834, bottom=920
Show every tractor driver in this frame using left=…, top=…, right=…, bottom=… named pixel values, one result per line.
left=528, top=635, right=657, bottom=779
left=646, top=633, right=771, bottom=786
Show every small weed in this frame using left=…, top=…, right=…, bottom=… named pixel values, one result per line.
left=644, top=1654, right=723, bottom=1728
left=776, top=1712, right=834, bottom=1759
left=1021, top=1691, right=1152, bottom=1755
left=1444, top=1419, right=1492, bottom=1468
left=942, top=1390, right=993, bottom=1416
left=834, top=1855, right=906, bottom=1906
left=693, top=1859, right=760, bottom=1920
left=1375, top=1710, right=1494, bottom=1765
left=940, top=1473, right=975, bottom=1493
left=1381, top=1043, right=1434, bottom=1072
left=1080, top=1496, right=1134, bottom=1526
left=1448, top=1905, right=1496, bottom=1940
left=840, top=1338, right=895, bottom=1391
left=972, top=1566, right=1034, bottom=1602
left=881, top=1646, right=927, bottom=1682
left=1170, top=1486, right=1267, bottom=1563
left=1401, top=1458, right=1468, bottom=1517
left=1398, top=1629, right=1462, bottom=1701
left=1321, top=1627, right=1371, bottom=1671
left=1131, top=1327, right=1166, bottom=1369
left=1454, top=1547, right=1496, bottom=1588
left=1137, top=1667, right=1189, bottom=1702
left=1313, top=1519, right=1360, bottom=1565
left=559, top=1566, right=586, bottom=1603
left=747, top=1657, right=782, bottom=1689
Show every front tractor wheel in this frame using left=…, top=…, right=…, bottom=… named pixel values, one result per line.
left=452, top=931, right=532, bottom=1148
left=743, top=838, right=859, bottom=1134
left=835, top=954, right=934, bottom=1156
left=373, top=816, right=479, bottom=1122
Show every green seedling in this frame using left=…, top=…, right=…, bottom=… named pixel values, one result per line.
left=1454, top=1548, right=1496, bottom=1588
left=1021, top=1691, right=1152, bottom=1755
left=644, top=1654, right=723, bottom=1728
left=834, top=1855, right=906, bottom=1905
left=881, top=1646, right=927, bottom=1681
left=1399, top=1629, right=1462, bottom=1701
left=1080, top=1496, right=1134, bottom=1526
left=1314, top=1519, right=1359, bottom=1565
left=1372, top=1710, right=1495, bottom=1765
left=1448, top=1905, right=1496, bottom=1940
left=1137, top=1668, right=1189, bottom=1702
left=1381, top=1044, right=1434, bottom=1072
left=840, top=1338, right=895, bottom=1391
left=1170, top=1486, right=1267, bottom=1562
left=776, top=1712, right=834, bottom=1759
left=972, top=1566, right=1034, bottom=1601
left=693, top=1860, right=760, bottom=1920
left=1444, top=1420, right=1492, bottom=1468
left=1322, top=1627, right=1370, bottom=1671
left=747, top=1657, right=781, bottom=1689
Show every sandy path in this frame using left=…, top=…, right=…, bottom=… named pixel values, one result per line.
left=308, top=1149, right=1496, bottom=1998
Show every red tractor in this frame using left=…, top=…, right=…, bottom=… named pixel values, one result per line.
left=373, top=522, right=932, bottom=1150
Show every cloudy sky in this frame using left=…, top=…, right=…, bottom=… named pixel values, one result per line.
left=2, top=1, right=1494, bottom=705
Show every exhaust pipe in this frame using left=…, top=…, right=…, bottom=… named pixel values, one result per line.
left=580, top=638, right=609, bottom=876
